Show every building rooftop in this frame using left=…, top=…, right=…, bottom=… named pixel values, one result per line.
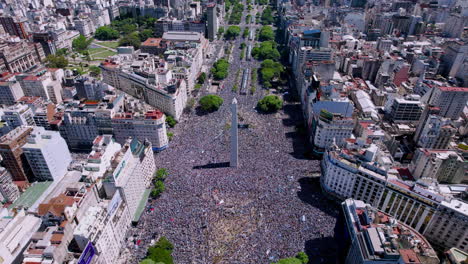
left=343, top=199, right=439, bottom=263
left=142, top=38, right=163, bottom=47
left=9, top=181, right=53, bottom=210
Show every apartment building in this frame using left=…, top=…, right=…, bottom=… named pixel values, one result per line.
left=0, top=165, right=20, bottom=203
left=427, top=86, right=468, bottom=120
left=1, top=103, right=36, bottom=129
left=410, top=148, right=467, bottom=184
left=322, top=144, right=468, bottom=251
left=417, top=115, right=456, bottom=149
left=112, top=110, right=168, bottom=151
left=72, top=191, right=131, bottom=264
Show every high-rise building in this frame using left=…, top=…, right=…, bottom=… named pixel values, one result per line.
left=385, top=95, right=422, bottom=122
left=410, top=148, right=467, bottom=184
left=417, top=115, right=456, bottom=149
left=427, top=86, right=468, bottom=120
left=0, top=126, right=34, bottom=182
left=342, top=199, right=439, bottom=264
left=0, top=80, right=24, bottom=106
left=207, top=3, right=218, bottom=41
left=22, top=127, right=72, bottom=182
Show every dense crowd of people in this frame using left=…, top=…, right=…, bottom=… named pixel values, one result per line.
left=124, top=8, right=338, bottom=264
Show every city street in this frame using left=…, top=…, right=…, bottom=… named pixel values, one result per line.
left=126, top=3, right=339, bottom=264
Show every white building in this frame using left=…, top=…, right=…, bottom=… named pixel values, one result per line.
left=83, top=135, right=123, bottom=182
left=17, top=71, right=63, bottom=104
left=74, top=18, right=94, bottom=37
left=22, top=127, right=72, bottom=181
left=0, top=209, right=42, bottom=264
left=73, top=191, right=131, bottom=264
left=0, top=80, right=24, bottom=106
left=112, top=110, right=168, bottom=151
left=102, top=138, right=155, bottom=217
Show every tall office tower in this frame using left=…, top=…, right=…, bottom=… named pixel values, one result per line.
left=0, top=126, right=34, bottom=182
left=0, top=80, right=24, bottom=106
left=342, top=199, right=439, bottom=264
left=22, top=127, right=72, bottom=182
left=427, top=86, right=468, bottom=120
left=207, top=3, right=218, bottom=41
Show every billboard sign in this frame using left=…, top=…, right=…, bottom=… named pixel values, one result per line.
left=78, top=242, right=96, bottom=264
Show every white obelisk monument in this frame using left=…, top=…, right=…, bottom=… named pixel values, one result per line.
left=230, top=98, right=238, bottom=168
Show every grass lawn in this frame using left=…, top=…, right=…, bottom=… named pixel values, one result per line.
left=88, top=48, right=107, bottom=54
left=98, top=41, right=119, bottom=49
left=93, top=50, right=117, bottom=59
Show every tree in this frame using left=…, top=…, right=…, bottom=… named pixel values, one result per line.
left=166, top=115, right=177, bottom=128
left=119, top=33, right=141, bottom=49
left=138, top=29, right=154, bottom=42
left=260, top=59, right=284, bottom=87
left=224, top=26, right=241, bottom=40
left=151, top=181, right=165, bottom=198
left=140, top=260, right=156, bottom=264
left=94, top=26, right=120, bottom=40
left=251, top=41, right=280, bottom=61
left=217, top=27, right=225, bottom=38
left=257, top=95, right=283, bottom=113
left=197, top=72, right=206, bottom=84
left=56, top=48, right=68, bottom=56
left=146, top=237, right=174, bottom=264
left=271, top=252, right=309, bottom=264
left=259, top=25, right=275, bottom=41
left=154, top=168, right=168, bottom=182
left=211, top=59, right=230, bottom=80
left=261, top=6, right=275, bottom=25
left=243, top=27, right=249, bottom=38
left=199, top=95, right=224, bottom=112
left=89, top=65, right=101, bottom=76
left=295, top=252, right=309, bottom=264
left=120, top=23, right=138, bottom=35
left=72, top=35, right=93, bottom=52
left=45, top=55, right=69, bottom=68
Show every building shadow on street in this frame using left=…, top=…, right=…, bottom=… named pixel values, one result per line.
left=297, top=177, right=339, bottom=217
left=193, top=162, right=231, bottom=169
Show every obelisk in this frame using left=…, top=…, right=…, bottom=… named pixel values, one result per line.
left=230, top=98, right=238, bottom=168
